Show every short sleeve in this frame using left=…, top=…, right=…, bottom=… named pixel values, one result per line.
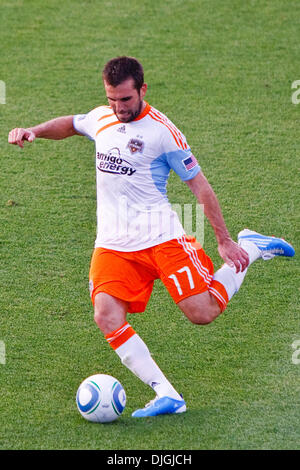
left=73, top=113, right=95, bottom=141
left=160, top=123, right=201, bottom=181
left=166, top=150, right=201, bottom=181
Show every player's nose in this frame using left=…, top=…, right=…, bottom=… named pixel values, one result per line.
left=115, top=101, right=126, bottom=114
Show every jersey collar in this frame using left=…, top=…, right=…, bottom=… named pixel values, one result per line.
left=134, top=102, right=151, bottom=121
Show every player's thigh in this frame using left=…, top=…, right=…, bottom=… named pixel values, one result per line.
left=94, top=292, right=128, bottom=335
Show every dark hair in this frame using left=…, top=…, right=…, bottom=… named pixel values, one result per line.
left=102, top=56, right=144, bottom=91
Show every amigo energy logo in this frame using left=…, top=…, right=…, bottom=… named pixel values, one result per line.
left=97, top=147, right=136, bottom=176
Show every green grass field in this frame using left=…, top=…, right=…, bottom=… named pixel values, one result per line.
left=0, top=0, right=299, bottom=450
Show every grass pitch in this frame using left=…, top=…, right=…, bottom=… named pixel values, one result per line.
left=0, top=0, right=299, bottom=450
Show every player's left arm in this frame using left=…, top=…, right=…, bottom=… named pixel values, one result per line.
left=8, top=116, right=80, bottom=148
left=185, top=171, right=249, bottom=272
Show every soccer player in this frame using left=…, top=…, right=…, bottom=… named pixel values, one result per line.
left=8, top=56, right=295, bottom=418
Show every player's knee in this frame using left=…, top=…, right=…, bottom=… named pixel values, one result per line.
left=94, top=307, right=115, bottom=335
left=94, top=307, right=105, bottom=330
left=93, top=297, right=109, bottom=332
left=93, top=293, right=128, bottom=335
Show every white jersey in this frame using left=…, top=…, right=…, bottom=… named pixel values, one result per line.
left=73, top=102, right=200, bottom=251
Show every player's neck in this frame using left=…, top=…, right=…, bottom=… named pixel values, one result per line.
left=139, top=100, right=146, bottom=116
left=133, top=101, right=150, bottom=122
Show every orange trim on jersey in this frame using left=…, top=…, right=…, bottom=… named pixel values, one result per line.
left=150, top=108, right=186, bottom=146
left=96, top=120, right=121, bottom=136
left=98, top=113, right=115, bottom=121
left=149, top=109, right=188, bottom=150
left=134, top=102, right=151, bottom=121
left=149, top=110, right=181, bottom=148
left=105, top=322, right=136, bottom=350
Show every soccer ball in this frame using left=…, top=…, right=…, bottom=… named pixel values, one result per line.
left=76, top=374, right=126, bottom=423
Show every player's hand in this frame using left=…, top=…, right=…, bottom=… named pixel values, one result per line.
left=218, top=237, right=249, bottom=273
left=8, top=128, right=36, bottom=148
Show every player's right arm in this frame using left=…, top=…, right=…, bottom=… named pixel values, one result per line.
left=8, top=115, right=81, bottom=148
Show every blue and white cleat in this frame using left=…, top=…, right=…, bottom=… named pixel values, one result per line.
left=132, top=396, right=186, bottom=418
left=238, top=229, right=295, bottom=260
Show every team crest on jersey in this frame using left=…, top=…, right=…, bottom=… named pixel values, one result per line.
left=127, top=138, right=144, bottom=154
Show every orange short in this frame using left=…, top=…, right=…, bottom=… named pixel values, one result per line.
left=89, top=235, right=217, bottom=313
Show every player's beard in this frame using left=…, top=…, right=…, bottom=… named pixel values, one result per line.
left=117, top=100, right=143, bottom=123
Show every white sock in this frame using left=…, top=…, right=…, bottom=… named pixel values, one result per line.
left=239, top=240, right=261, bottom=265
left=213, top=263, right=248, bottom=301
left=105, top=322, right=182, bottom=400
left=212, top=240, right=261, bottom=301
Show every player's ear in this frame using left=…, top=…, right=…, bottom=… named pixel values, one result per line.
left=140, top=83, right=147, bottom=99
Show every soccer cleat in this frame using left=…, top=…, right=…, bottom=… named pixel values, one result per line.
left=238, top=229, right=295, bottom=260
left=131, top=395, right=186, bottom=418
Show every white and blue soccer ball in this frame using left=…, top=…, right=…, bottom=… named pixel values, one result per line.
left=76, top=374, right=126, bottom=423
